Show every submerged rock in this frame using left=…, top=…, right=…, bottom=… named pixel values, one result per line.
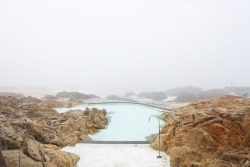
left=151, top=95, right=250, bottom=167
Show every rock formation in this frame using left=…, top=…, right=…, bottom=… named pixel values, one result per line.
left=0, top=150, right=7, bottom=167
left=106, top=95, right=123, bottom=100
left=137, top=91, right=167, bottom=101
left=43, top=91, right=99, bottom=106
left=151, top=95, right=250, bottom=167
left=0, top=92, right=25, bottom=98
left=43, top=95, right=58, bottom=100
left=55, top=91, right=100, bottom=100
left=166, top=86, right=250, bottom=102
left=43, top=100, right=73, bottom=108
left=2, top=139, right=80, bottom=167
left=199, top=89, right=229, bottom=100
left=0, top=96, right=108, bottom=167
left=175, top=92, right=198, bottom=103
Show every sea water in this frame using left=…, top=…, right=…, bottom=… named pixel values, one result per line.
left=55, top=103, right=167, bottom=141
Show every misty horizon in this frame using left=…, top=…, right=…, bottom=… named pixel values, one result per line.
left=1, top=0, right=250, bottom=97
left=0, top=85, right=249, bottom=98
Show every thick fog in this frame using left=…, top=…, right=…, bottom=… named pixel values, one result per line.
left=0, top=0, right=250, bottom=96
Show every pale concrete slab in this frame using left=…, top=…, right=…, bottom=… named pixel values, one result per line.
left=62, top=144, right=170, bottom=167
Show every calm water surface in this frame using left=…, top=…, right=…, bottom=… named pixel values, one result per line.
left=55, top=103, right=168, bottom=141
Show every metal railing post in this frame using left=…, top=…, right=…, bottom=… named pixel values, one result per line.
left=149, top=115, right=162, bottom=159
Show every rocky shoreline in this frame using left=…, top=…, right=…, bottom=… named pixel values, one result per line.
left=1, top=94, right=249, bottom=166
left=0, top=96, right=108, bottom=167
left=150, top=95, right=250, bottom=167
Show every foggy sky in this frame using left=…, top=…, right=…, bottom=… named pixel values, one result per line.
left=0, top=0, right=250, bottom=96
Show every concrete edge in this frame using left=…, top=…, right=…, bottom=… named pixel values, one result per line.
left=80, top=102, right=173, bottom=112
left=78, top=141, right=150, bottom=144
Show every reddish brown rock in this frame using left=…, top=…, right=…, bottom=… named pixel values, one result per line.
left=151, top=95, right=250, bottom=167
left=0, top=96, right=108, bottom=166
left=0, top=150, right=7, bottom=167
left=2, top=139, right=80, bottom=167
left=43, top=100, right=73, bottom=108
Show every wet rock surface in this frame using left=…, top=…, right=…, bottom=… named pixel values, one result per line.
left=0, top=96, right=108, bottom=167
left=151, top=95, right=250, bottom=167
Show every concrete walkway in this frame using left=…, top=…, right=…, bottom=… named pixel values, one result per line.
left=62, top=144, right=170, bottom=167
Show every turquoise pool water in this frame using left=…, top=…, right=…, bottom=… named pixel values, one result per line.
left=55, top=103, right=167, bottom=141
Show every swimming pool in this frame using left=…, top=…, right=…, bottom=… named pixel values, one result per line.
left=55, top=103, right=167, bottom=141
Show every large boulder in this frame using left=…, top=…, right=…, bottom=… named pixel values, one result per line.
left=0, top=96, right=108, bottom=166
left=2, top=138, right=80, bottom=167
left=0, top=150, right=7, bottom=167
left=151, top=96, right=250, bottom=167
left=2, top=149, right=43, bottom=167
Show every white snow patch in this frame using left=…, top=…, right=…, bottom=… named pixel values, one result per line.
left=62, top=144, right=170, bottom=167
